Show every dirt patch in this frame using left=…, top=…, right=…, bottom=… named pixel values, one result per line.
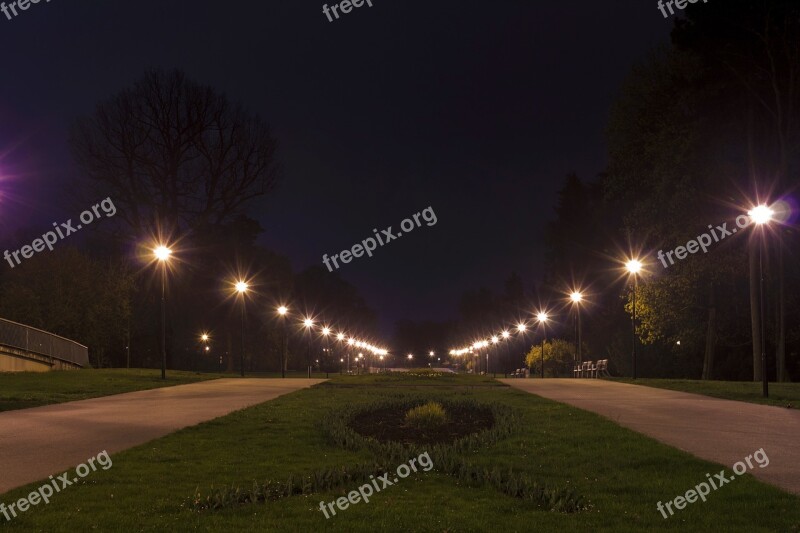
left=348, top=403, right=494, bottom=446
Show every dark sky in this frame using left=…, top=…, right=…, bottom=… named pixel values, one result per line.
left=0, top=0, right=671, bottom=336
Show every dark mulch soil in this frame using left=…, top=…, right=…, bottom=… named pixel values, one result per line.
left=348, top=403, right=495, bottom=445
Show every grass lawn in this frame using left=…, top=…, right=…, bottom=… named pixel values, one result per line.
left=0, top=368, right=230, bottom=412
left=0, top=374, right=798, bottom=532
left=615, top=378, right=800, bottom=408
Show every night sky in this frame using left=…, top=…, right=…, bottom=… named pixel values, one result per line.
left=0, top=1, right=671, bottom=336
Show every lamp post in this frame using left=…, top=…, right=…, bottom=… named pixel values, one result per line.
left=336, top=332, right=345, bottom=374
left=277, top=306, right=288, bottom=378
left=303, top=317, right=314, bottom=378
left=491, top=336, right=499, bottom=377
left=322, top=327, right=331, bottom=378
left=516, top=323, right=527, bottom=376
left=501, top=330, right=510, bottom=376
left=347, top=338, right=355, bottom=373
left=570, top=291, right=583, bottom=365
left=625, top=259, right=642, bottom=379
left=537, top=312, right=549, bottom=378
left=407, top=353, right=413, bottom=368
left=749, top=204, right=774, bottom=398
left=153, top=245, right=172, bottom=380
left=234, top=281, right=248, bottom=377
left=199, top=333, right=210, bottom=372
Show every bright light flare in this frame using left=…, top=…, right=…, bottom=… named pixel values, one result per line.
left=570, top=291, right=583, bottom=303
left=154, top=245, right=172, bottom=262
left=277, top=306, right=288, bottom=316
left=322, top=327, right=330, bottom=336
left=748, top=204, right=774, bottom=225
left=303, top=318, right=314, bottom=328
left=625, top=259, right=643, bottom=274
left=537, top=312, right=549, bottom=323
left=501, top=330, right=510, bottom=338
left=517, top=323, right=527, bottom=332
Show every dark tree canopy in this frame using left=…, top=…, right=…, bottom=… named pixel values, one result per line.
left=70, top=68, right=280, bottom=239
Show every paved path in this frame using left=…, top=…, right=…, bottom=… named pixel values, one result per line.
left=501, top=379, right=800, bottom=495
left=0, top=378, right=323, bottom=494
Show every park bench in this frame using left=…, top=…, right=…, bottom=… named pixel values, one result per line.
left=595, top=359, right=610, bottom=378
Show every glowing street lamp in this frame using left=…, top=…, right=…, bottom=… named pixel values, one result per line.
left=234, top=280, right=249, bottom=377
left=153, top=244, right=172, bottom=380
left=536, top=312, right=549, bottom=379
left=321, top=327, right=331, bottom=377
left=500, top=330, right=511, bottom=375
left=303, top=317, right=315, bottom=378
left=276, top=305, right=289, bottom=378
left=749, top=204, right=775, bottom=397
left=626, top=259, right=643, bottom=379
left=198, top=332, right=210, bottom=372
left=570, top=291, right=584, bottom=366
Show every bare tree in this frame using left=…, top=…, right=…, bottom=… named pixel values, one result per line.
left=70, top=69, right=279, bottom=239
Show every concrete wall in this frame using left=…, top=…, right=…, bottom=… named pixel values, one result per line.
left=0, top=352, right=51, bottom=372
left=0, top=346, right=82, bottom=372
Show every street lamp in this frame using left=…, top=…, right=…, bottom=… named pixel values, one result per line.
left=536, top=312, right=549, bottom=378
left=407, top=353, right=413, bottom=368
left=234, top=281, right=248, bottom=377
left=303, top=317, right=314, bottom=378
left=501, top=330, right=510, bottom=375
left=199, top=332, right=210, bottom=372
left=277, top=305, right=288, bottom=378
left=347, top=337, right=355, bottom=373
left=153, top=245, right=172, bottom=380
left=516, top=323, right=527, bottom=374
left=570, top=291, right=584, bottom=366
left=490, top=336, right=498, bottom=377
left=625, top=259, right=643, bottom=379
left=749, top=204, right=774, bottom=398
left=322, top=326, right=331, bottom=377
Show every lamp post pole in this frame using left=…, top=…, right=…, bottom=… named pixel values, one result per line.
left=632, top=276, right=637, bottom=379
left=240, top=301, right=246, bottom=377
left=160, top=262, right=166, bottom=380
left=759, top=231, right=768, bottom=397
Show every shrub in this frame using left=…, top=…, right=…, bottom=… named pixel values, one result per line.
left=404, top=401, right=447, bottom=430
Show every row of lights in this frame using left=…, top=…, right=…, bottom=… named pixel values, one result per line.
left=151, top=247, right=389, bottom=379
left=447, top=203, right=777, bottom=383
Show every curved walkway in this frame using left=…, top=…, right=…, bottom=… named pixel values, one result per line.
left=501, top=378, right=800, bottom=495
left=0, top=378, right=324, bottom=494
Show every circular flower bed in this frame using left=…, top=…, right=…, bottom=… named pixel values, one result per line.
left=348, top=399, right=494, bottom=446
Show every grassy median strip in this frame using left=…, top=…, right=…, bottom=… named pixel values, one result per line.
left=0, top=369, right=227, bottom=412
left=0, top=375, right=798, bottom=532
left=614, top=378, right=800, bottom=408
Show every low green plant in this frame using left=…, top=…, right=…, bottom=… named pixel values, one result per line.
left=404, top=401, right=447, bottom=429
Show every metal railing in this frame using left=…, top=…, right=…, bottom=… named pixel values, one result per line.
left=0, top=318, right=89, bottom=367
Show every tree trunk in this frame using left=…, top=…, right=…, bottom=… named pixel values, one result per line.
left=749, top=242, right=762, bottom=381
left=702, top=283, right=716, bottom=380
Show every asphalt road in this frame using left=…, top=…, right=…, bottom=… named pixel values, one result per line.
left=0, top=378, right=324, bottom=494
left=502, top=378, right=800, bottom=495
